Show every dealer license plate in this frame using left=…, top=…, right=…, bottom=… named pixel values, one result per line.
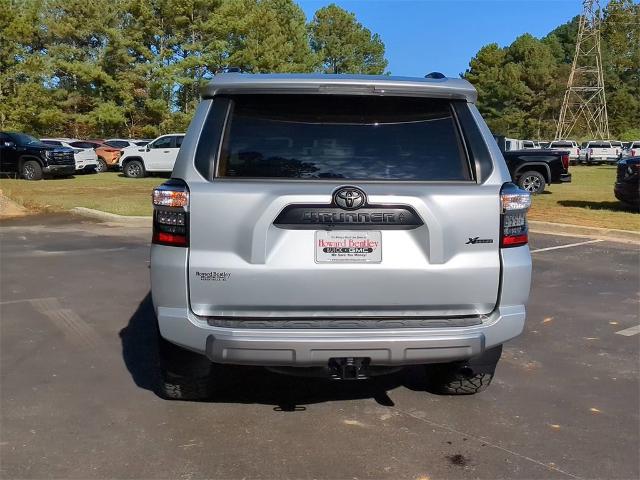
left=315, top=231, right=382, bottom=263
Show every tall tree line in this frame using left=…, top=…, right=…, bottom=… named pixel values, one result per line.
left=465, top=0, right=640, bottom=141
left=0, top=0, right=387, bottom=137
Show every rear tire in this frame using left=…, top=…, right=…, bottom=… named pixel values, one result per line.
left=124, top=160, right=145, bottom=178
left=158, top=336, right=214, bottom=401
left=517, top=170, right=546, bottom=194
left=21, top=160, right=43, bottom=180
left=426, top=345, right=502, bottom=395
left=96, top=158, right=107, bottom=173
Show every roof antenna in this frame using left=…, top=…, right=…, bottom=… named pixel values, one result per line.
left=424, top=72, right=445, bottom=79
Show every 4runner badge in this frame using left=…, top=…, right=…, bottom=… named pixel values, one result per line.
left=466, top=237, right=494, bottom=245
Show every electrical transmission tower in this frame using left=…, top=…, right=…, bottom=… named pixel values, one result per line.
left=556, top=0, right=610, bottom=140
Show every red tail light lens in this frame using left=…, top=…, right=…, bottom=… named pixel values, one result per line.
left=561, top=154, right=569, bottom=170
left=589, top=148, right=593, bottom=155
left=152, top=179, right=189, bottom=247
left=632, top=149, right=636, bottom=157
left=500, top=183, right=531, bottom=248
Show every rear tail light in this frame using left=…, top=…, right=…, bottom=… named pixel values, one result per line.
left=500, top=183, right=531, bottom=248
left=589, top=148, right=593, bottom=155
left=561, top=153, right=569, bottom=170
left=152, top=180, right=189, bottom=247
left=632, top=149, right=636, bottom=157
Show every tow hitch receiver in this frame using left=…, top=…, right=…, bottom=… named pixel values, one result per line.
left=328, top=357, right=371, bottom=380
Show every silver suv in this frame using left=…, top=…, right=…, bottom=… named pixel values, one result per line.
left=150, top=73, right=532, bottom=399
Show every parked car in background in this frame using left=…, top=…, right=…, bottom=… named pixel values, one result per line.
left=614, top=156, right=639, bottom=209
left=493, top=136, right=524, bottom=151
left=548, top=140, right=580, bottom=164
left=623, top=141, right=640, bottom=159
left=609, top=140, right=623, bottom=159
left=41, top=138, right=98, bottom=173
left=104, top=138, right=150, bottom=149
left=150, top=73, right=532, bottom=399
left=501, top=148, right=571, bottom=194
left=119, top=134, right=184, bottom=178
left=582, top=140, right=618, bottom=164
left=0, top=132, right=75, bottom=180
left=521, top=140, right=539, bottom=149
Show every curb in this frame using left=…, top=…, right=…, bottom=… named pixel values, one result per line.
left=529, top=220, right=640, bottom=244
left=71, top=207, right=152, bottom=225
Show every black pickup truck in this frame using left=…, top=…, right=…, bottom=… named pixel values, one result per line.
left=494, top=136, right=572, bottom=194
left=0, top=132, right=75, bottom=180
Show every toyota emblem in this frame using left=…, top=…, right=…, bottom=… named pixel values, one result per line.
left=333, top=187, right=367, bottom=210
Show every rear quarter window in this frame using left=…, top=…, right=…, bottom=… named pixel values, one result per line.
left=216, top=95, right=472, bottom=181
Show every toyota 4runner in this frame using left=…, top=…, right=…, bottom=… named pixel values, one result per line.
left=150, top=73, right=532, bottom=400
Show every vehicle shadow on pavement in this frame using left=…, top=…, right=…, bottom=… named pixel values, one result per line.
left=558, top=199, right=637, bottom=213
left=119, top=293, right=432, bottom=410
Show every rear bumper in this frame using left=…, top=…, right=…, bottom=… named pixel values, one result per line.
left=156, top=305, right=526, bottom=367
left=560, top=173, right=572, bottom=183
left=589, top=157, right=618, bottom=163
left=77, top=164, right=97, bottom=172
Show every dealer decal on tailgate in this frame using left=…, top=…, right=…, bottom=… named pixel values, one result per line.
left=315, top=231, right=382, bottom=263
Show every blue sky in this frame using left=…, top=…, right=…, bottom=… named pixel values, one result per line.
left=298, top=0, right=584, bottom=77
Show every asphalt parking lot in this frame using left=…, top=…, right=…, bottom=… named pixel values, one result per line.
left=1, top=214, right=638, bottom=480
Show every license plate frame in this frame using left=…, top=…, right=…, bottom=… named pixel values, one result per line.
left=315, top=230, right=382, bottom=264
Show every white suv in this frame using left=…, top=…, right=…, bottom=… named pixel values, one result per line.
left=40, top=138, right=99, bottom=173
left=120, top=134, right=184, bottom=178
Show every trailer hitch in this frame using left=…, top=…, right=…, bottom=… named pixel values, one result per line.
left=328, top=357, right=371, bottom=380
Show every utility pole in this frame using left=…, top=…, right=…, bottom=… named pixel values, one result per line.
left=555, top=0, right=610, bottom=140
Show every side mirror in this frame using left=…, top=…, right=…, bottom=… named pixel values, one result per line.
left=146, top=145, right=151, bottom=151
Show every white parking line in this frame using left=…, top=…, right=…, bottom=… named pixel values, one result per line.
left=615, top=325, right=640, bottom=337
left=0, top=297, right=59, bottom=306
left=530, top=239, right=603, bottom=253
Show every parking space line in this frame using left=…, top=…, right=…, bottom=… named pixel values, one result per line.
left=615, top=325, right=640, bottom=337
left=0, top=297, right=59, bottom=306
left=530, top=239, right=603, bottom=253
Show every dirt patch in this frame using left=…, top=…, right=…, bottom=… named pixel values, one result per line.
left=0, top=190, right=29, bottom=219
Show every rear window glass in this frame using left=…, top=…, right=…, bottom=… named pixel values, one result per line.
left=70, top=141, right=98, bottom=148
left=217, top=95, right=471, bottom=181
left=589, top=142, right=611, bottom=148
left=105, top=140, right=128, bottom=148
left=550, top=142, right=572, bottom=148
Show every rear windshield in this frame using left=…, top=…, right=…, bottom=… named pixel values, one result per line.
left=105, top=140, right=129, bottom=148
left=550, top=141, right=572, bottom=148
left=217, top=95, right=471, bottom=181
left=589, top=142, right=611, bottom=148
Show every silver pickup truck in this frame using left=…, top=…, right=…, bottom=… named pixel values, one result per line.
left=581, top=140, right=619, bottom=164
left=149, top=73, right=532, bottom=400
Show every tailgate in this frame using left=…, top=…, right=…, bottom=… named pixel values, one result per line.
left=186, top=93, right=502, bottom=320
left=188, top=183, right=501, bottom=318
